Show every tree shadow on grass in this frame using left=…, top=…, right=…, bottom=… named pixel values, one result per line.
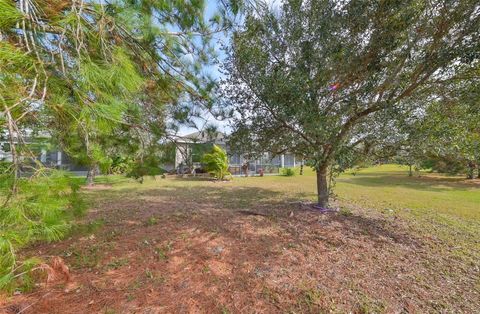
left=170, top=176, right=214, bottom=182
left=85, top=183, right=422, bottom=249
left=12, top=181, right=436, bottom=314
left=338, top=174, right=479, bottom=192
left=327, top=211, right=422, bottom=247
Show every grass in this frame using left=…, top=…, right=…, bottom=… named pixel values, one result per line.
left=337, top=165, right=480, bottom=258
left=218, top=164, right=479, bottom=221
left=4, top=164, right=479, bottom=313
left=85, top=164, right=479, bottom=261
left=92, top=165, right=478, bottom=258
left=338, top=164, right=480, bottom=221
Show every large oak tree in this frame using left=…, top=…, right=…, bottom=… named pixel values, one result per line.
left=221, top=0, right=480, bottom=207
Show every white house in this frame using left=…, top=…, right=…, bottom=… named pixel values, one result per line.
left=173, top=131, right=298, bottom=175
left=0, top=134, right=87, bottom=174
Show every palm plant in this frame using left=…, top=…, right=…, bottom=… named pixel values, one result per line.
left=202, top=145, right=231, bottom=180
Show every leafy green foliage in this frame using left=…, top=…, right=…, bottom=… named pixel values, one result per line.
left=0, top=0, right=219, bottom=293
left=0, top=170, right=84, bottom=292
left=0, top=161, right=12, bottom=174
left=281, top=168, right=295, bottom=177
left=420, top=157, right=467, bottom=176
left=419, top=99, right=479, bottom=178
left=202, top=145, right=231, bottom=180
left=126, top=155, right=165, bottom=182
left=109, top=156, right=135, bottom=175
left=0, top=0, right=22, bottom=29
left=391, top=71, right=480, bottom=178
left=192, top=143, right=214, bottom=163
left=159, top=143, right=177, bottom=165
left=2, top=0, right=219, bottom=186
left=222, top=0, right=480, bottom=206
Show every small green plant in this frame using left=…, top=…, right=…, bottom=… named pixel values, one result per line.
left=202, top=145, right=231, bottom=180
left=155, top=247, right=167, bottom=260
left=70, top=219, right=104, bottom=236
left=70, top=245, right=102, bottom=269
left=107, top=258, right=129, bottom=270
left=104, top=308, right=116, bottom=314
left=219, top=305, right=230, bottom=314
left=354, top=292, right=386, bottom=314
left=126, top=294, right=135, bottom=302
left=145, top=216, right=158, bottom=226
left=262, top=286, right=280, bottom=304
left=295, top=288, right=324, bottom=311
left=287, top=243, right=297, bottom=249
left=281, top=167, right=295, bottom=176
left=145, top=268, right=154, bottom=279
left=339, top=208, right=353, bottom=217
left=155, top=242, right=173, bottom=261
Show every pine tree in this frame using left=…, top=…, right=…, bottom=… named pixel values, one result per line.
left=0, top=0, right=220, bottom=291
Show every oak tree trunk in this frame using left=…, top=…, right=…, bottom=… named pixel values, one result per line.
left=316, top=166, right=329, bottom=208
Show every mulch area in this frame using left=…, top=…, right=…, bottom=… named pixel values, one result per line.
left=1, top=186, right=478, bottom=313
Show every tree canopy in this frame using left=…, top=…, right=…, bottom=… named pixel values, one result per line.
left=0, top=0, right=223, bottom=291
left=220, top=0, right=480, bottom=207
left=0, top=0, right=225, bottom=187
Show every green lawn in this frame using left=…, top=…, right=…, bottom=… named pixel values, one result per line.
left=337, top=164, right=480, bottom=220
left=336, top=165, right=480, bottom=262
left=234, top=164, right=479, bottom=257
left=236, top=164, right=479, bottom=220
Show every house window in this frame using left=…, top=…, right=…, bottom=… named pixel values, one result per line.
left=229, top=153, right=241, bottom=165
left=284, top=154, right=295, bottom=167
left=270, top=155, right=281, bottom=166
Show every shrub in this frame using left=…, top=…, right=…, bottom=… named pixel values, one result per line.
left=126, top=155, right=165, bottom=182
left=419, top=155, right=470, bottom=176
left=0, top=170, right=84, bottom=292
left=281, top=167, right=295, bottom=176
left=0, top=161, right=12, bottom=174
left=109, top=156, right=134, bottom=175
left=202, top=145, right=231, bottom=180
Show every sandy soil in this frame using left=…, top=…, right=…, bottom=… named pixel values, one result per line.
left=1, top=183, right=478, bottom=313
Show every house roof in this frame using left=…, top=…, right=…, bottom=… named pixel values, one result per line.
left=176, top=131, right=226, bottom=145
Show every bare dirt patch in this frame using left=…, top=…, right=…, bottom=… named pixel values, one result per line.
left=1, top=182, right=478, bottom=313
left=81, top=184, right=112, bottom=191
